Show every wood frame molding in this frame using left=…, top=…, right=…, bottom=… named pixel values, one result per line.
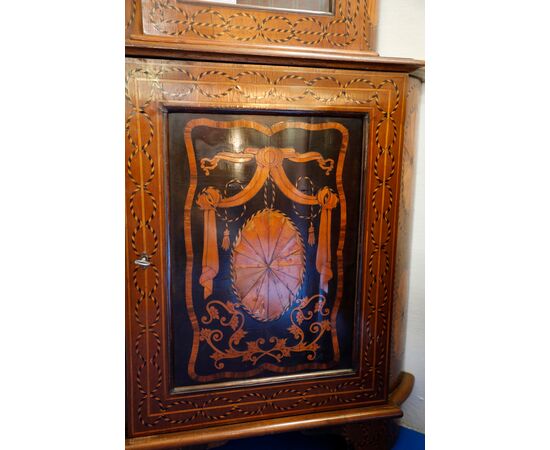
left=125, top=57, right=412, bottom=438
left=127, top=405, right=399, bottom=449
left=125, top=41, right=425, bottom=72
left=125, top=372, right=413, bottom=449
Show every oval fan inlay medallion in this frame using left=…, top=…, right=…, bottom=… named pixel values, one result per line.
left=232, top=209, right=305, bottom=322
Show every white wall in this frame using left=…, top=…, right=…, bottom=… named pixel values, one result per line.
left=377, top=0, right=425, bottom=433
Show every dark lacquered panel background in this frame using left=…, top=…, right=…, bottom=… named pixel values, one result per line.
left=167, top=112, right=367, bottom=388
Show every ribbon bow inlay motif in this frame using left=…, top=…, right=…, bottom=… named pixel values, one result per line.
left=196, top=144, right=339, bottom=298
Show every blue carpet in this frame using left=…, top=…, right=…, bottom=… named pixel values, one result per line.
left=393, top=426, right=425, bottom=450
left=217, top=426, right=424, bottom=449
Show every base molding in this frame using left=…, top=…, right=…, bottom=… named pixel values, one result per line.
left=126, top=372, right=414, bottom=450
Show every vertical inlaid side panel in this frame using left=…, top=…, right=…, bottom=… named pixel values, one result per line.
left=126, top=0, right=137, bottom=35
left=389, top=76, right=421, bottom=390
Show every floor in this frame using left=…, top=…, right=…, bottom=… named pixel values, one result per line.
left=217, top=426, right=425, bottom=449
left=392, top=427, right=425, bottom=450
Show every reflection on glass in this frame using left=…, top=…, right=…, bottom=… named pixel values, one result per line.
left=190, top=0, right=332, bottom=14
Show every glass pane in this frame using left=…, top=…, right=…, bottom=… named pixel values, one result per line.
left=189, top=0, right=332, bottom=14
left=167, top=111, right=366, bottom=389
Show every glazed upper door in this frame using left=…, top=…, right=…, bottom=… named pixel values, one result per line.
left=125, top=0, right=379, bottom=60
left=191, top=0, right=332, bottom=14
left=125, top=58, right=408, bottom=437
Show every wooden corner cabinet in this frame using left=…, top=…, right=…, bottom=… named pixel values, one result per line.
left=125, top=1, right=424, bottom=448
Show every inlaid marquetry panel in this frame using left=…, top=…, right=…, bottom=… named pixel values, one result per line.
left=125, top=57, right=407, bottom=437
left=169, top=112, right=363, bottom=386
left=126, top=0, right=379, bottom=58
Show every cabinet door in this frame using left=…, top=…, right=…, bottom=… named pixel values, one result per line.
left=125, top=58, right=407, bottom=437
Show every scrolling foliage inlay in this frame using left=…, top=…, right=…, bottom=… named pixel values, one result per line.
left=125, top=58, right=406, bottom=436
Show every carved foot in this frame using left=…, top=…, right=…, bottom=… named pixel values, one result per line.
left=207, top=441, right=228, bottom=449
left=174, top=443, right=227, bottom=450
left=174, top=445, right=208, bottom=450
left=341, top=419, right=399, bottom=450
